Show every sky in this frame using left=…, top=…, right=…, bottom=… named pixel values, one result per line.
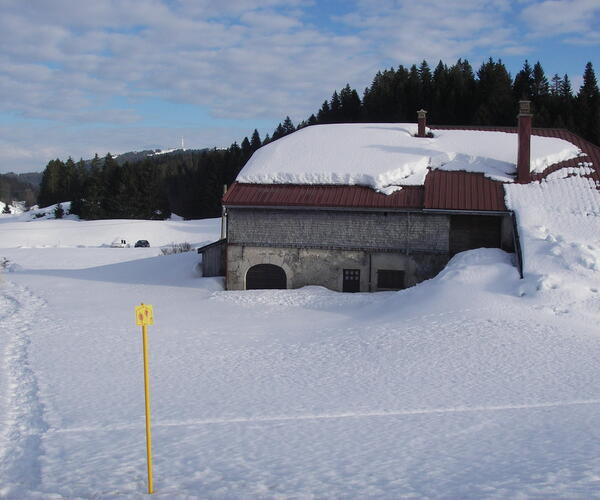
left=1, top=0, right=599, bottom=173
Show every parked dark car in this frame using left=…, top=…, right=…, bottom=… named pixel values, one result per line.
left=134, top=240, right=150, bottom=248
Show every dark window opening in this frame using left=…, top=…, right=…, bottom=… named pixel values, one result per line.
left=377, top=269, right=405, bottom=289
left=343, top=269, right=361, bottom=293
left=246, top=264, right=286, bottom=290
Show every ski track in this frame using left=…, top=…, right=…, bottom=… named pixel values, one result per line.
left=48, top=398, right=600, bottom=435
left=0, top=279, right=50, bottom=497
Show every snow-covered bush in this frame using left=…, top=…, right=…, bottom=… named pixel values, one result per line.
left=160, top=242, right=193, bottom=255
left=54, top=203, right=65, bottom=219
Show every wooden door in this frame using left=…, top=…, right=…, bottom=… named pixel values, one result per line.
left=343, top=269, right=361, bottom=292
left=246, top=264, right=287, bottom=290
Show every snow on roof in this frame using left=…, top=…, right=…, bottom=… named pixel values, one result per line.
left=237, top=123, right=581, bottom=192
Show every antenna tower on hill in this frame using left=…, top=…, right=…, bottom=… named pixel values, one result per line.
left=181, top=137, right=185, bottom=151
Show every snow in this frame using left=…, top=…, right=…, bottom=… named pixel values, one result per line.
left=505, top=166, right=600, bottom=320
left=0, top=211, right=221, bottom=249
left=237, top=123, right=581, bottom=192
left=1, top=168, right=600, bottom=497
left=0, top=200, right=26, bottom=216
left=148, top=148, right=180, bottom=156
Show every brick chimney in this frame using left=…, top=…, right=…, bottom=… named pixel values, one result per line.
left=417, top=109, right=427, bottom=137
left=517, top=100, right=532, bottom=183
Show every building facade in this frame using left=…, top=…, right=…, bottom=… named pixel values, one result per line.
left=206, top=106, right=599, bottom=292
left=222, top=180, right=516, bottom=292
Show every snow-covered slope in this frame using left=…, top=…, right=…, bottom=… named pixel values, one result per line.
left=0, top=211, right=221, bottom=249
left=1, top=171, right=600, bottom=497
left=238, top=123, right=581, bottom=191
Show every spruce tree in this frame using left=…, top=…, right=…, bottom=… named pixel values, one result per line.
left=329, top=92, right=342, bottom=122
left=317, top=100, right=331, bottom=123
left=240, top=137, right=252, bottom=160
left=432, top=61, right=449, bottom=123
left=418, top=60, right=433, bottom=110
left=250, top=129, right=262, bottom=151
left=406, top=65, right=422, bottom=117
left=513, top=60, right=533, bottom=99
left=576, top=62, right=600, bottom=145
left=271, top=123, right=285, bottom=140
left=362, top=70, right=398, bottom=122
left=81, top=157, right=104, bottom=220
left=282, top=116, right=295, bottom=134
left=339, top=84, right=361, bottom=122
left=532, top=62, right=549, bottom=98
left=38, top=159, right=64, bottom=208
left=474, top=58, right=514, bottom=126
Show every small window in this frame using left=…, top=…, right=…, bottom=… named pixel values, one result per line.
left=377, top=270, right=405, bottom=289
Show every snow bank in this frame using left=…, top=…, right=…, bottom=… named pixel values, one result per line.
left=0, top=200, right=27, bottom=215
left=505, top=166, right=600, bottom=320
left=237, top=123, right=581, bottom=192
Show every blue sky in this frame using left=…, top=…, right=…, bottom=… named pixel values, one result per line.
left=1, top=0, right=599, bottom=172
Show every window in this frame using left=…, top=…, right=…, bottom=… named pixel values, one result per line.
left=377, top=270, right=405, bottom=289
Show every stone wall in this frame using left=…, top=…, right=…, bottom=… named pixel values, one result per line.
left=224, top=207, right=513, bottom=292
left=226, top=245, right=449, bottom=292
left=227, top=208, right=450, bottom=253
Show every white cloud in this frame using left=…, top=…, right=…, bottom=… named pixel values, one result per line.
left=338, top=0, right=525, bottom=64
left=520, top=0, right=600, bottom=38
left=0, top=2, right=378, bottom=126
left=0, top=0, right=597, bottom=172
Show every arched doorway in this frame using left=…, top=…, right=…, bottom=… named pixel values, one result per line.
left=246, top=264, right=287, bottom=290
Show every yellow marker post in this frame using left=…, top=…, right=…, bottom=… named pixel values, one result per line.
left=135, top=303, right=154, bottom=494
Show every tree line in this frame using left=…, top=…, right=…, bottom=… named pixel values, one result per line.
left=36, top=58, right=600, bottom=220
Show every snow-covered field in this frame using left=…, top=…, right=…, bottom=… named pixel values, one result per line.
left=1, top=173, right=600, bottom=498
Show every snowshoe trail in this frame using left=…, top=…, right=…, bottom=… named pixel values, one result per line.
left=0, top=280, right=50, bottom=497
left=0, top=294, right=19, bottom=323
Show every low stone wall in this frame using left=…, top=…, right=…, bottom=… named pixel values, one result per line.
left=226, top=245, right=449, bottom=292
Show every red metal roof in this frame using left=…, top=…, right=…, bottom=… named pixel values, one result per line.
left=222, top=183, right=424, bottom=209
left=423, top=170, right=506, bottom=211
left=223, top=126, right=599, bottom=212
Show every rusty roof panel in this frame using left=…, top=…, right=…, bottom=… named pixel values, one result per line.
left=223, top=183, right=425, bottom=209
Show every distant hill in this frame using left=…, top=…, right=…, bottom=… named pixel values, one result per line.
left=3, top=171, right=43, bottom=187
left=83, top=148, right=210, bottom=167
left=0, top=172, right=39, bottom=206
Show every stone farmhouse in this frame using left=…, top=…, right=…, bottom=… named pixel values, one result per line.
left=200, top=102, right=600, bottom=292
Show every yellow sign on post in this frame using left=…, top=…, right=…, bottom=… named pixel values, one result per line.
left=135, top=303, right=154, bottom=326
left=135, top=303, right=154, bottom=494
